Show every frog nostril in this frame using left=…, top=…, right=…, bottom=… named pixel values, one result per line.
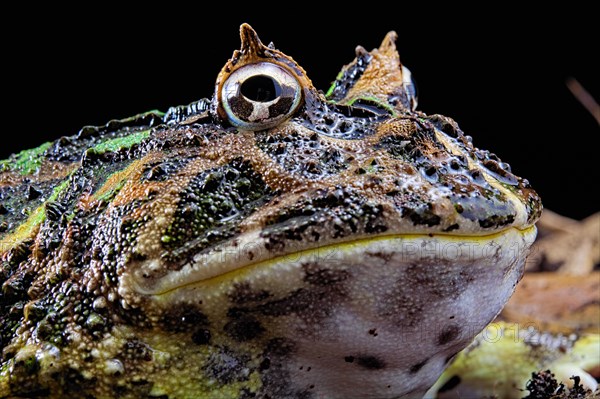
left=241, top=75, right=280, bottom=102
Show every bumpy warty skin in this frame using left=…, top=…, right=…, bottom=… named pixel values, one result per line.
left=0, top=24, right=540, bottom=398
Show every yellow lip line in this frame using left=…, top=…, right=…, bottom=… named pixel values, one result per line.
left=151, top=225, right=536, bottom=297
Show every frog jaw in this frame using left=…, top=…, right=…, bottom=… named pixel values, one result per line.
left=122, top=227, right=535, bottom=398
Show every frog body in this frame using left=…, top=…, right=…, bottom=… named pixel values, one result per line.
left=0, top=25, right=541, bottom=398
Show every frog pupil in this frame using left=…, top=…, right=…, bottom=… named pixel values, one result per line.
left=241, top=75, right=280, bottom=102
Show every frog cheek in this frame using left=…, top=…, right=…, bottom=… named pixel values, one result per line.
left=220, top=62, right=302, bottom=131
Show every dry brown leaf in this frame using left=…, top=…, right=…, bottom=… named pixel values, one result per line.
left=527, top=210, right=599, bottom=275
left=501, top=271, right=600, bottom=334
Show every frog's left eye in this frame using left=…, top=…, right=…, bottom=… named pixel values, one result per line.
left=221, top=62, right=302, bottom=130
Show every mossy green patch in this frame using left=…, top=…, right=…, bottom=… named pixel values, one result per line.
left=347, top=96, right=398, bottom=116
left=91, top=129, right=150, bottom=154
left=0, top=179, right=69, bottom=252
left=0, top=362, right=9, bottom=395
left=325, top=70, right=345, bottom=98
left=0, top=142, right=52, bottom=175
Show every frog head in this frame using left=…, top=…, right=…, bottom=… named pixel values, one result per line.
left=0, top=24, right=541, bottom=398
left=122, top=24, right=540, bottom=398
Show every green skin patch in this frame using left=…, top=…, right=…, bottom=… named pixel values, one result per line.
left=0, top=127, right=150, bottom=252
left=0, top=179, right=69, bottom=251
left=325, top=70, right=345, bottom=98
left=91, top=129, right=150, bottom=154
left=347, top=96, right=399, bottom=116
left=0, top=142, right=52, bottom=175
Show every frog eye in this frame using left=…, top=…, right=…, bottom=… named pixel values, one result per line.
left=221, top=62, right=302, bottom=130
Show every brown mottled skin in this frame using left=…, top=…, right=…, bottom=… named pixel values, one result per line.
left=0, top=25, right=541, bottom=398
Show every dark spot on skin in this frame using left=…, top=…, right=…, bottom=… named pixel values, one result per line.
left=229, top=283, right=272, bottom=304
left=191, top=328, right=211, bottom=345
left=240, top=389, right=257, bottom=399
left=367, top=251, right=393, bottom=262
left=302, top=263, right=350, bottom=286
left=265, top=337, right=297, bottom=357
left=377, top=291, right=424, bottom=328
left=344, top=356, right=355, bottom=363
left=377, top=262, right=473, bottom=328
left=224, top=312, right=265, bottom=341
left=257, top=338, right=315, bottom=398
left=409, top=358, right=429, bottom=374
left=424, top=165, right=437, bottom=177
left=368, top=328, right=378, bottom=337
left=479, top=214, right=515, bottom=228
left=26, top=185, right=42, bottom=200
left=438, top=375, right=461, bottom=393
left=438, top=325, right=462, bottom=346
left=122, top=339, right=152, bottom=362
left=203, top=347, right=251, bottom=385
left=260, top=357, right=271, bottom=371
left=3, top=270, right=34, bottom=301
left=469, top=170, right=483, bottom=181
left=443, top=223, right=459, bottom=232
left=160, top=304, right=208, bottom=333
left=262, top=286, right=345, bottom=324
left=402, top=205, right=441, bottom=227
left=356, top=355, right=386, bottom=370
left=50, top=366, right=97, bottom=395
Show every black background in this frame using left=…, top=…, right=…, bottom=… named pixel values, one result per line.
left=2, top=8, right=597, bottom=219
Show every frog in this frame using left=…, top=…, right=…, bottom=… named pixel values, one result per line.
left=0, top=24, right=541, bottom=399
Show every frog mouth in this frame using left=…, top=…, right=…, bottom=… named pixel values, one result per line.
left=125, top=226, right=537, bottom=299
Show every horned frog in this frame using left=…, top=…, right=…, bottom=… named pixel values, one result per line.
left=0, top=24, right=541, bottom=398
